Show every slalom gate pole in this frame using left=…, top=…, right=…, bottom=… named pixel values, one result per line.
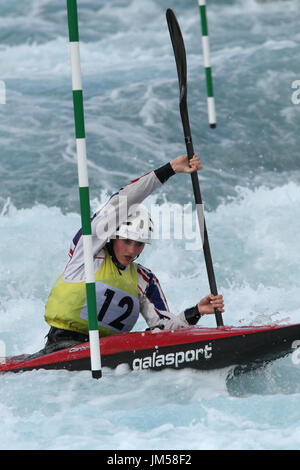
left=66, top=0, right=102, bottom=379
left=197, top=0, right=216, bottom=128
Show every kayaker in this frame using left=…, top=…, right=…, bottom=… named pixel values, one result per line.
left=43, top=154, right=224, bottom=353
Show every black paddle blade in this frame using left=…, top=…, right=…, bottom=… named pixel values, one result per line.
left=166, top=9, right=187, bottom=104
left=166, top=8, right=193, bottom=158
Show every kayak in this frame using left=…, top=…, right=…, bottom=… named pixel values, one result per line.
left=1, top=323, right=300, bottom=374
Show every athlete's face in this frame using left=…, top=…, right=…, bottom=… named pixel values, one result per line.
left=113, top=238, right=145, bottom=266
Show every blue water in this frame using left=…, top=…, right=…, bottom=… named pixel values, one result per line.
left=1, top=0, right=300, bottom=450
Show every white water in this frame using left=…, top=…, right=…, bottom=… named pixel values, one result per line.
left=1, top=182, right=300, bottom=450
left=1, top=0, right=300, bottom=451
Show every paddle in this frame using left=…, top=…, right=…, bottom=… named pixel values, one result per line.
left=166, top=8, right=224, bottom=327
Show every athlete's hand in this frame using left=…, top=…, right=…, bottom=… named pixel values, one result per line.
left=197, top=294, right=225, bottom=315
left=170, top=154, right=202, bottom=174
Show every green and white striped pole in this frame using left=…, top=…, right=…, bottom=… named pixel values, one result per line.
left=198, top=0, right=216, bottom=128
left=66, top=0, right=102, bottom=379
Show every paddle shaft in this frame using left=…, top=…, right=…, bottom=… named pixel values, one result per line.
left=166, top=8, right=223, bottom=327
left=182, top=107, right=223, bottom=327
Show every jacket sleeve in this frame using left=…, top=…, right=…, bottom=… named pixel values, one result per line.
left=94, top=162, right=175, bottom=243
left=137, top=264, right=190, bottom=330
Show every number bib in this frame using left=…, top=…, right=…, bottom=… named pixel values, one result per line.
left=80, top=281, right=140, bottom=333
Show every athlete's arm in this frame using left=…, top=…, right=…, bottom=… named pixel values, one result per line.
left=93, top=154, right=201, bottom=244
left=64, top=155, right=201, bottom=281
left=137, top=264, right=211, bottom=331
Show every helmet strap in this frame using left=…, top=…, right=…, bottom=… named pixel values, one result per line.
left=106, top=240, right=126, bottom=275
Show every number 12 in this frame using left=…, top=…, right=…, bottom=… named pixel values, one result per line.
left=97, top=288, right=134, bottom=331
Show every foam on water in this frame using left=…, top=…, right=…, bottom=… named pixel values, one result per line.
left=1, top=366, right=300, bottom=450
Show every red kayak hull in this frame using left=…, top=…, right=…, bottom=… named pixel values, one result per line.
left=1, top=323, right=300, bottom=374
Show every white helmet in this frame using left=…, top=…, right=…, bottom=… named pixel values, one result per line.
left=115, top=204, right=154, bottom=244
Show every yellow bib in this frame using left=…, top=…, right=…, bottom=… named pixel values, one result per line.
left=44, top=249, right=139, bottom=337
